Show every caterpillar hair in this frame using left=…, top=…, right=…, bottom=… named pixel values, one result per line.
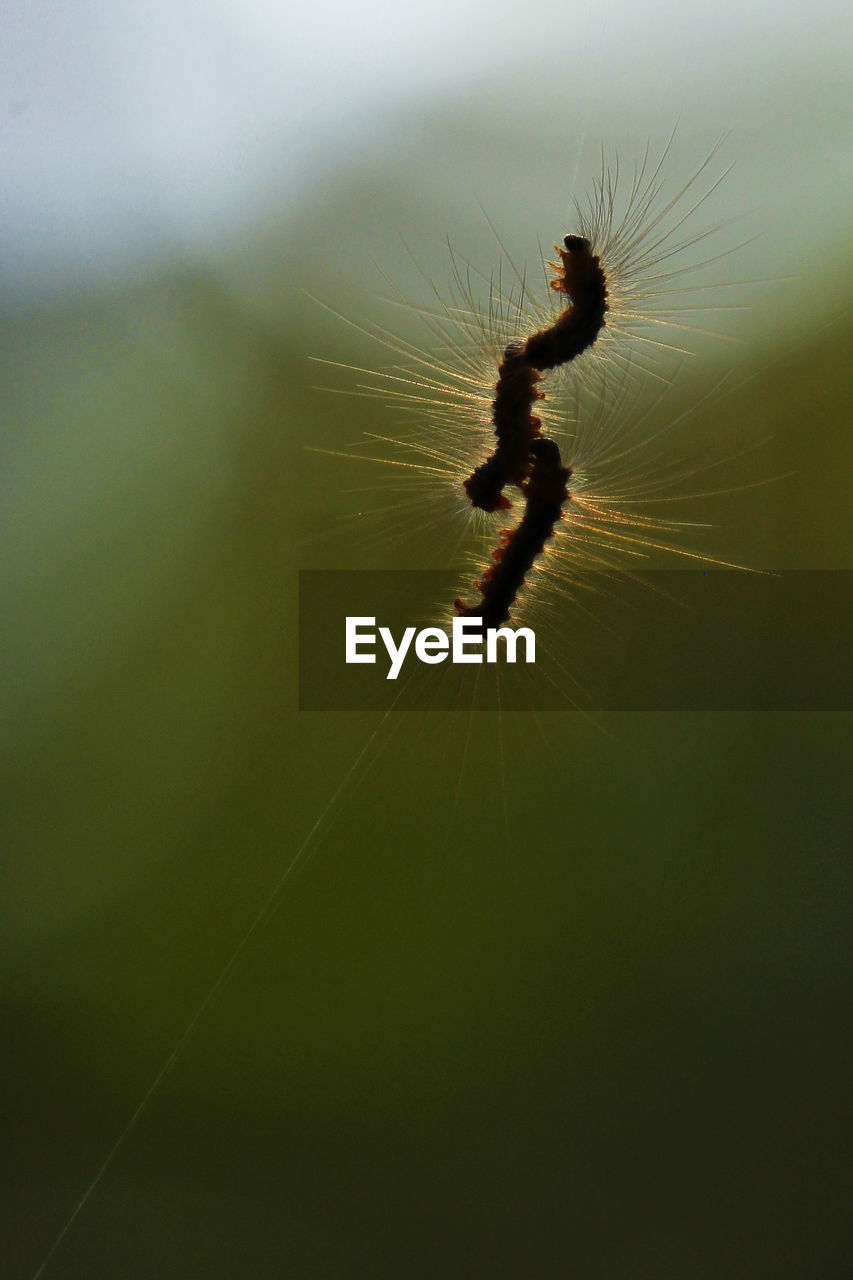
left=313, top=135, right=745, bottom=628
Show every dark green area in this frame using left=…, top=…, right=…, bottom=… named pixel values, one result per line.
left=2, top=235, right=852, bottom=1277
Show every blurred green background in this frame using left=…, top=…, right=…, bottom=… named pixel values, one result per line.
left=3, top=2, right=852, bottom=1276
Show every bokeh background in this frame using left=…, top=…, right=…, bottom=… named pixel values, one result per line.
left=3, top=2, right=852, bottom=1276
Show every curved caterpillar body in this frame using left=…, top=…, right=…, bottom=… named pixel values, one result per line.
left=315, top=138, right=745, bottom=633
left=455, top=437, right=571, bottom=629
left=456, top=236, right=605, bottom=620
left=463, top=235, right=607, bottom=514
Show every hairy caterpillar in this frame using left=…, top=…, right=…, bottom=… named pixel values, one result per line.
left=315, top=136, right=747, bottom=635
left=455, top=234, right=604, bottom=623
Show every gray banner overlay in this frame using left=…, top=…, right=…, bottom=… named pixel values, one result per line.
left=299, top=570, right=853, bottom=711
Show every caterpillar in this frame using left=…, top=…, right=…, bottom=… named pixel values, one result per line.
left=312, top=135, right=744, bottom=636
left=455, top=234, right=606, bottom=623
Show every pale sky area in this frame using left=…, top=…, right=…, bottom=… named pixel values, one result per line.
left=2, top=0, right=851, bottom=300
